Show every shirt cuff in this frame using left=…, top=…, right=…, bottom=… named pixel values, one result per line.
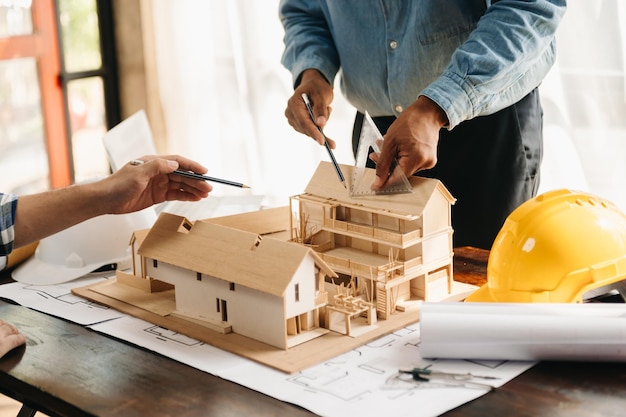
left=420, top=71, right=476, bottom=130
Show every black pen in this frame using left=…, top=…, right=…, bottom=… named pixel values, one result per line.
left=301, top=93, right=347, bottom=189
left=129, top=160, right=250, bottom=188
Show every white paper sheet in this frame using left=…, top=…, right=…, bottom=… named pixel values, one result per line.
left=91, top=315, right=534, bottom=417
left=0, top=275, right=123, bottom=325
left=419, top=302, right=626, bottom=362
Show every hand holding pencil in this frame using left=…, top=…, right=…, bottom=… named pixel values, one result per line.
left=129, top=159, right=249, bottom=189
left=103, top=156, right=214, bottom=214
left=10, top=154, right=215, bottom=250
left=301, top=93, right=347, bottom=189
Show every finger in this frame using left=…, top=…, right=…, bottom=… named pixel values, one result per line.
left=166, top=186, right=209, bottom=202
left=299, top=98, right=327, bottom=145
left=135, top=155, right=209, bottom=176
left=0, top=321, right=19, bottom=335
left=6, top=333, right=27, bottom=350
left=168, top=176, right=212, bottom=195
left=308, top=92, right=330, bottom=127
left=373, top=149, right=396, bottom=188
left=306, top=119, right=327, bottom=146
left=161, top=155, right=207, bottom=175
left=324, top=135, right=337, bottom=149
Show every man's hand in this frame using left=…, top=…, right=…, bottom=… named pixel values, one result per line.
left=284, top=69, right=337, bottom=148
left=101, top=155, right=213, bottom=215
left=371, top=96, right=448, bottom=189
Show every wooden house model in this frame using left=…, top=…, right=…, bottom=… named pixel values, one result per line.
left=290, top=161, right=459, bottom=325
left=77, top=162, right=475, bottom=363
left=129, top=210, right=336, bottom=350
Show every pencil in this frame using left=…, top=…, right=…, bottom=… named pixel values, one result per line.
left=301, top=93, right=347, bottom=189
left=128, top=160, right=250, bottom=188
left=172, top=169, right=250, bottom=188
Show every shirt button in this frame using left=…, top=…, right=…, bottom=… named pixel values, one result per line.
left=395, top=104, right=403, bottom=113
left=389, top=40, right=398, bottom=49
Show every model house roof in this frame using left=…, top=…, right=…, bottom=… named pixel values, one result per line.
left=204, top=206, right=291, bottom=241
left=303, top=161, right=456, bottom=218
left=138, top=212, right=335, bottom=297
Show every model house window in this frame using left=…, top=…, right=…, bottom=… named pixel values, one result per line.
left=221, top=300, right=228, bottom=322
left=216, top=298, right=220, bottom=312
left=179, top=220, right=193, bottom=233
left=295, top=283, right=300, bottom=302
left=229, top=282, right=235, bottom=291
left=152, top=259, right=157, bottom=268
left=196, top=272, right=202, bottom=281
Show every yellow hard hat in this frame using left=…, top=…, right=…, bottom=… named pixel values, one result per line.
left=466, top=189, right=626, bottom=303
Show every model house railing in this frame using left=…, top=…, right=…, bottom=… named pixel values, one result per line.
left=318, top=252, right=404, bottom=282
left=315, top=291, right=328, bottom=306
left=322, top=218, right=421, bottom=248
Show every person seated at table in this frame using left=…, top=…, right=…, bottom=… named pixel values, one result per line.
left=0, top=154, right=213, bottom=358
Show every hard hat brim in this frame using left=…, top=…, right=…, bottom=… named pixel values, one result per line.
left=12, top=254, right=130, bottom=285
left=464, top=283, right=497, bottom=303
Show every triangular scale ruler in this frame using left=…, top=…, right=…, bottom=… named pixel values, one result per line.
left=350, top=112, right=413, bottom=197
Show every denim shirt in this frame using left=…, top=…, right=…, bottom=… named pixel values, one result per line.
left=280, top=0, right=566, bottom=129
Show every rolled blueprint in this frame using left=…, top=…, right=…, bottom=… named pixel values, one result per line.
left=419, top=302, right=626, bottom=362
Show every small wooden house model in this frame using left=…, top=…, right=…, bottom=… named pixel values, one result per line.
left=290, top=161, right=458, bottom=323
left=131, top=211, right=336, bottom=350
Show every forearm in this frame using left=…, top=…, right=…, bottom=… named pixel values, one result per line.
left=13, top=182, right=107, bottom=248
left=9, top=155, right=210, bottom=251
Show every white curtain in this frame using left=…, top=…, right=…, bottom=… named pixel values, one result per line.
left=150, top=0, right=354, bottom=208
left=150, top=0, right=626, bottom=211
left=537, top=0, right=626, bottom=211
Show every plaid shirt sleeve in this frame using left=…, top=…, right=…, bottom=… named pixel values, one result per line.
left=0, top=193, right=18, bottom=256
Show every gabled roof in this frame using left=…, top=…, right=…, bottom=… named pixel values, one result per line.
left=129, top=228, right=151, bottom=246
left=302, top=161, right=456, bottom=218
left=203, top=206, right=290, bottom=239
left=138, top=212, right=335, bottom=297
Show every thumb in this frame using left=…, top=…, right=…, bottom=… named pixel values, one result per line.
left=166, top=159, right=179, bottom=171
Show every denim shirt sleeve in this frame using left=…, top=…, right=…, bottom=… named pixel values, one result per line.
left=279, top=0, right=340, bottom=87
left=422, top=0, right=567, bottom=128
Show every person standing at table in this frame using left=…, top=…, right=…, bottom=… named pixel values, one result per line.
left=280, top=0, right=566, bottom=249
left=0, top=154, right=213, bottom=358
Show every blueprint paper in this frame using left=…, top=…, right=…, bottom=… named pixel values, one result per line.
left=420, top=302, right=626, bottom=362
left=91, top=316, right=535, bottom=417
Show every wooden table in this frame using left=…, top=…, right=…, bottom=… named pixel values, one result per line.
left=0, top=247, right=625, bottom=417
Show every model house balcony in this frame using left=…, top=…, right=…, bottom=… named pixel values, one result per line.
left=321, top=218, right=422, bottom=249
left=316, top=248, right=426, bottom=284
left=315, top=291, right=328, bottom=307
